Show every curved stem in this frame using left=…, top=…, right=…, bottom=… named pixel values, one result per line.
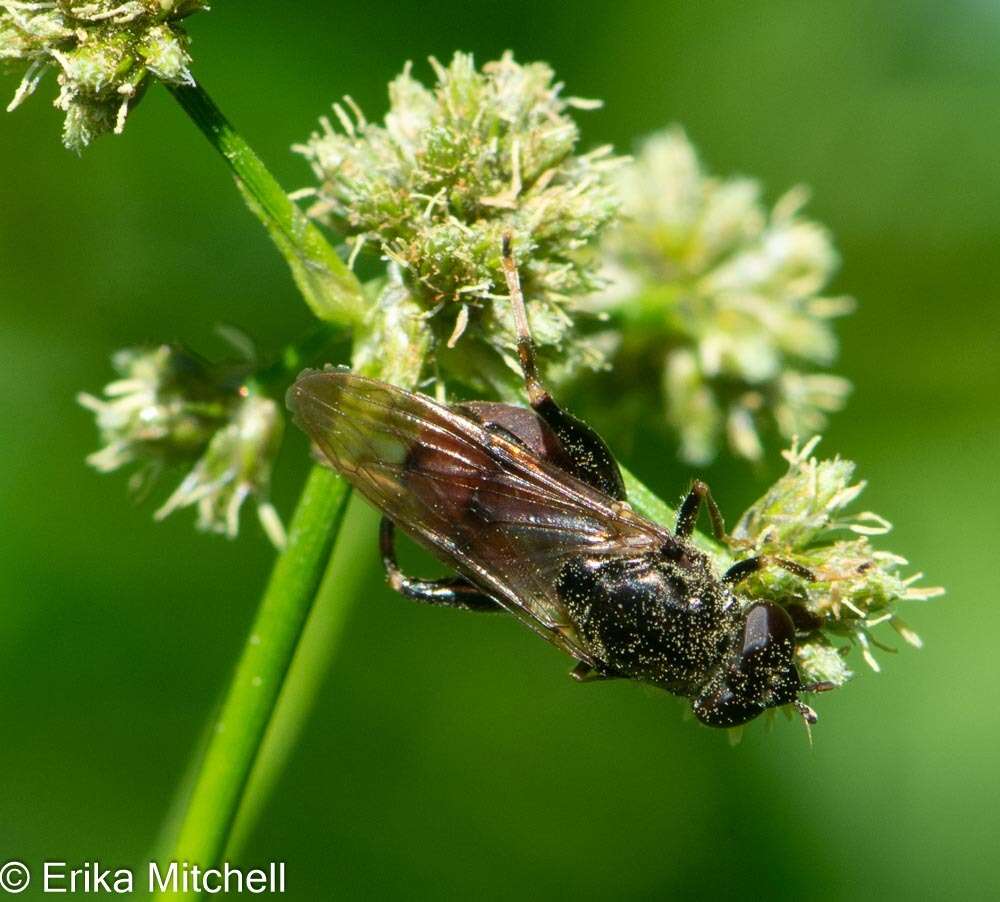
left=155, top=466, right=350, bottom=898
left=620, top=464, right=677, bottom=526
left=153, top=78, right=367, bottom=892
left=167, top=80, right=366, bottom=326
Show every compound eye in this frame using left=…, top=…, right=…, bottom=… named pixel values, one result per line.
left=741, top=603, right=795, bottom=659
left=693, top=603, right=801, bottom=728
left=736, top=603, right=800, bottom=709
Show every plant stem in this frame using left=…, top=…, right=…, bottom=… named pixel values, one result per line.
left=148, top=65, right=737, bottom=900
left=225, top=494, right=379, bottom=858
left=167, top=80, right=366, bottom=326
left=217, top=469, right=711, bottom=865
left=620, top=465, right=677, bottom=526
left=156, top=466, right=350, bottom=898
left=157, top=79, right=369, bottom=889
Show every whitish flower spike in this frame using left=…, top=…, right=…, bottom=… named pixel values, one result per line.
left=155, top=393, right=286, bottom=548
left=77, top=345, right=229, bottom=487
left=1, top=0, right=209, bottom=151
left=297, top=52, right=625, bottom=395
left=601, top=127, right=852, bottom=463
left=80, top=345, right=287, bottom=547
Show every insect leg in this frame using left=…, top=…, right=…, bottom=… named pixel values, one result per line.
left=722, top=555, right=816, bottom=586
left=675, top=479, right=729, bottom=540
left=569, top=661, right=626, bottom=683
left=499, top=233, right=626, bottom=500
left=379, top=517, right=504, bottom=612
left=500, top=232, right=547, bottom=407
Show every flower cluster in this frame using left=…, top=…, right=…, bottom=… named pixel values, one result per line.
left=1, top=0, right=208, bottom=151
left=78, top=345, right=287, bottom=547
left=297, top=52, right=623, bottom=396
left=600, top=127, right=852, bottom=464
left=154, top=393, right=286, bottom=548
left=731, top=437, right=943, bottom=686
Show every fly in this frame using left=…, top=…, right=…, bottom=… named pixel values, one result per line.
left=287, top=235, right=832, bottom=728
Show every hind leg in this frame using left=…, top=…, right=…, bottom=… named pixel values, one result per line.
left=500, top=234, right=626, bottom=500
left=380, top=518, right=503, bottom=612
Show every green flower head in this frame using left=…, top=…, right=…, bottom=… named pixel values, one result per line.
left=600, top=127, right=852, bottom=464
left=732, top=437, right=943, bottom=687
left=1, top=0, right=208, bottom=151
left=297, top=52, right=624, bottom=397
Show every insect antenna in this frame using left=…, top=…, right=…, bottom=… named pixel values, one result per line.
left=794, top=700, right=819, bottom=748
left=500, top=232, right=548, bottom=406
left=801, top=680, right=837, bottom=695
left=795, top=700, right=819, bottom=725
left=795, top=681, right=833, bottom=745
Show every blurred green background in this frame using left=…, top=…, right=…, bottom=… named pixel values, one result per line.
left=2, top=1, right=998, bottom=899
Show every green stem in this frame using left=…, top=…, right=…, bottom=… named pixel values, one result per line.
left=620, top=465, right=678, bottom=526
left=155, top=79, right=369, bottom=891
left=156, top=466, right=350, bottom=898
left=217, top=467, right=710, bottom=867
left=167, top=80, right=366, bottom=326
left=225, top=494, right=378, bottom=858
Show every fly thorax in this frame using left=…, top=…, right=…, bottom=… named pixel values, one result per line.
left=555, top=555, right=729, bottom=688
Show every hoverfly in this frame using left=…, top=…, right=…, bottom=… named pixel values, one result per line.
left=288, top=236, right=832, bottom=728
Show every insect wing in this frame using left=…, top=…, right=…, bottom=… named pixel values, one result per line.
left=288, top=371, right=670, bottom=663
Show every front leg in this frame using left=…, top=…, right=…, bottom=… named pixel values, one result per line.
left=722, top=555, right=815, bottom=586
left=675, top=483, right=811, bottom=584
left=675, top=479, right=728, bottom=540
left=380, top=517, right=504, bottom=612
